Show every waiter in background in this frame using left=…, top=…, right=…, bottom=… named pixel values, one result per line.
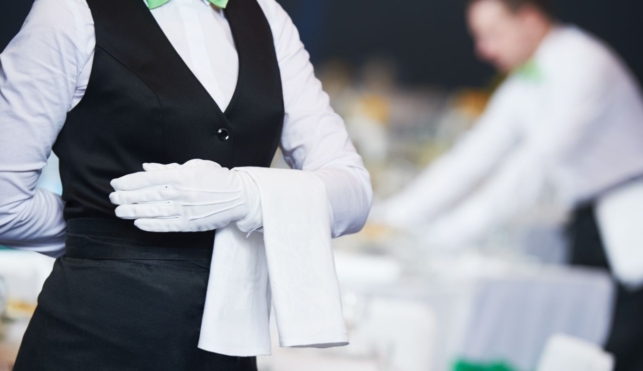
left=372, top=0, right=643, bottom=369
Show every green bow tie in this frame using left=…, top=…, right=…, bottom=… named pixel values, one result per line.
left=513, top=59, right=543, bottom=82
left=147, top=0, right=228, bottom=10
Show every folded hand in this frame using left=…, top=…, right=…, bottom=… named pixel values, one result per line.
left=109, top=159, right=254, bottom=232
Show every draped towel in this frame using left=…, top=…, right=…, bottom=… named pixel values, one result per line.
left=197, top=167, right=349, bottom=356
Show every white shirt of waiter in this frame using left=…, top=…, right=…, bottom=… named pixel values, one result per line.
left=376, top=24, right=643, bottom=248
left=0, top=0, right=373, bottom=257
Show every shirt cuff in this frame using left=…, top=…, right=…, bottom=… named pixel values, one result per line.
left=234, top=169, right=263, bottom=236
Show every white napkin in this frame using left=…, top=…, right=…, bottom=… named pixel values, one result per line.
left=197, top=167, right=349, bottom=356
left=536, top=334, right=614, bottom=371
left=596, top=177, right=643, bottom=290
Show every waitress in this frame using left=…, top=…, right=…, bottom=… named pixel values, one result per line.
left=0, top=0, right=372, bottom=369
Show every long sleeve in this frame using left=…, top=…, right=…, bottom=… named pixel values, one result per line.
left=256, top=0, right=373, bottom=239
left=423, top=55, right=618, bottom=248
left=373, top=80, right=523, bottom=230
left=0, top=0, right=92, bottom=257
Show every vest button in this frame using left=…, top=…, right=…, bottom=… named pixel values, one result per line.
left=217, top=128, right=230, bottom=141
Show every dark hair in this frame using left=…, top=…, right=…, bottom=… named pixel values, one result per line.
left=468, top=0, right=553, bottom=17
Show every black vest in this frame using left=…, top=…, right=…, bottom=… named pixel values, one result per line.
left=52, top=0, right=284, bottom=248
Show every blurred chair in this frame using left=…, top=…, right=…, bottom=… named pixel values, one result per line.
left=536, top=334, right=614, bottom=371
left=259, top=296, right=437, bottom=371
left=596, top=178, right=643, bottom=290
left=358, top=297, right=437, bottom=371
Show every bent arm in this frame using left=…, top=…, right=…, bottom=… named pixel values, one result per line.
left=375, top=81, right=522, bottom=230
left=258, top=0, right=373, bottom=238
left=0, top=0, right=90, bottom=257
left=425, top=58, right=617, bottom=247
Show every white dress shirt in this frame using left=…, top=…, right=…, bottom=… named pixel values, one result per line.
left=0, top=0, right=373, bottom=257
left=376, top=25, right=643, bottom=247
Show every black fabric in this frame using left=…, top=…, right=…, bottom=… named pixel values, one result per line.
left=14, top=0, right=284, bottom=369
left=14, top=226, right=257, bottom=371
left=566, top=203, right=643, bottom=371
left=63, top=218, right=215, bottom=260
left=52, top=0, right=284, bottom=249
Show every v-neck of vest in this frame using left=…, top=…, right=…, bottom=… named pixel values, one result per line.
left=133, top=0, right=243, bottom=118
left=81, top=0, right=253, bottom=122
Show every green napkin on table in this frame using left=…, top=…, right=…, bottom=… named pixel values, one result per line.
left=453, top=360, right=518, bottom=371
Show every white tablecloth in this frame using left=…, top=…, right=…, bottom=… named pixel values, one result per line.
left=313, top=252, right=615, bottom=371
left=460, top=266, right=614, bottom=370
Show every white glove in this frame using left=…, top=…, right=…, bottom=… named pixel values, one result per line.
left=109, top=159, right=263, bottom=233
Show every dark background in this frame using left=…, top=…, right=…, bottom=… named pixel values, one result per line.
left=3, top=0, right=642, bottom=88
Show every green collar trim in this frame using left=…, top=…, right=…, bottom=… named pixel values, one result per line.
left=147, top=0, right=229, bottom=10
left=513, top=59, right=544, bottom=82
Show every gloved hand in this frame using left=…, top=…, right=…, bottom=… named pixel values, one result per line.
left=109, top=159, right=263, bottom=233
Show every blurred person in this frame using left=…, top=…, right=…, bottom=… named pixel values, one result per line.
left=0, top=0, right=372, bottom=369
left=371, top=0, right=643, bottom=369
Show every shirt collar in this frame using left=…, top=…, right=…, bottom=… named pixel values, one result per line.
left=511, top=23, right=568, bottom=82
left=144, top=0, right=224, bottom=9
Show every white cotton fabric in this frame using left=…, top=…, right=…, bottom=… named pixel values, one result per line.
left=596, top=177, right=643, bottom=290
left=198, top=167, right=348, bottom=356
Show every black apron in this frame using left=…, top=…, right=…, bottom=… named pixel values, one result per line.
left=13, top=0, right=284, bottom=368
left=567, top=202, right=643, bottom=371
